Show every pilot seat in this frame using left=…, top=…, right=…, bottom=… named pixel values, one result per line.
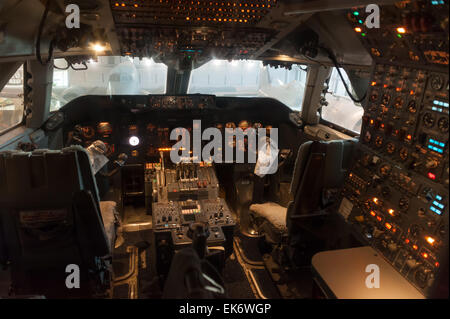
left=249, top=139, right=356, bottom=266
left=0, top=146, right=120, bottom=298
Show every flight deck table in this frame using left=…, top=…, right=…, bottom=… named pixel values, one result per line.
left=312, top=246, right=425, bottom=299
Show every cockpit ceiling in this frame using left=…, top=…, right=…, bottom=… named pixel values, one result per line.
left=0, top=0, right=376, bottom=66
left=111, top=0, right=277, bottom=26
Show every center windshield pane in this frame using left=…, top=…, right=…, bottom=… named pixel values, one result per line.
left=51, top=56, right=168, bottom=111
left=188, top=60, right=307, bottom=110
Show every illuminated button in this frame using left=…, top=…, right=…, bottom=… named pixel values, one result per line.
left=425, top=236, right=436, bottom=245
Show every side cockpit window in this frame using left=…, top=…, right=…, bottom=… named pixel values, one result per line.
left=321, top=67, right=364, bottom=134
left=0, top=64, right=24, bottom=134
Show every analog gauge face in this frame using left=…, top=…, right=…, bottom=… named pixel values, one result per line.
left=398, top=197, right=410, bottom=211
left=225, top=122, right=236, bottom=129
left=394, top=97, right=403, bottom=109
left=382, top=93, right=391, bottom=105
left=386, top=142, right=396, bottom=154
left=97, top=122, right=112, bottom=135
left=380, top=104, right=389, bottom=115
left=379, top=164, right=392, bottom=177
left=407, top=100, right=417, bottom=113
left=375, top=136, right=384, bottom=148
left=82, top=126, right=95, bottom=139
left=423, top=112, right=435, bottom=128
left=399, top=147, right=408, bottom=161
left=430, top=75, right=444, bottom=91
left=238, top=120, right=250, bottom=131
left=370, top=92, right=379, bottom=102
left=437, top=117, right=449, bottom=133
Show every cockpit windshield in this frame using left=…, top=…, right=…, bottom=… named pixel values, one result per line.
left=188, top=60, right=307, bottom=110
left=51, top=57, right=307, bottom=112
left=51, top=56, right=168, bottom=111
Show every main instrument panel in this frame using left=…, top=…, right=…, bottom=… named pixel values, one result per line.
left=340, top=0, right=448, bottom=298
left=59, top=95, right=299, bottom=164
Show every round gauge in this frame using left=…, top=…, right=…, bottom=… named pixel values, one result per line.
left=382, top=94, right=391, bottom=105
left=97, top=122, right=112, bottom=135
left=375, top=136, right=384, bottom=148
left=399, top=197, right=410, bottom=211
left=437, top=117, right=449, bottom=133
left=423, top=112, right=435, bottom=128
left=379, top=164, right=392, bottom=177
left=399, top=147, right=409, bottom=161
left=430, top=75, right=444, bottom=91
left=225, top=122, right=236, bottom=129
left=82, top=126, right=95, bottom=139
left=238, top=120, right=250, bottom=130
left=370, top=93, right=379, bottom=102
left=394, top=97, right=403, bottom=109
left=386, top=142, right=396, bottom=154
left=407, top=100, right=417, bottom=113
left=364, top=131, right=372, bottom=143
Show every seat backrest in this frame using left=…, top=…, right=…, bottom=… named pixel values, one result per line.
left=287, top=139, right=356, bottom=228
left=0, top=146, right=110, bottom=296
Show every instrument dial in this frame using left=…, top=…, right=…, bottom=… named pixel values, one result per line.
left=437, top=117, right=449, bottom=133
left=399, top=147, right=408, bottom=161
left=379, top=164, right=392, bottom=177
left=423, top=113, right=435, bottom=128
left=430, top=75, right=444, bottom=91
left=82, top=126, right=95, bottom=139
left=408, top=101, right=417, bottom=113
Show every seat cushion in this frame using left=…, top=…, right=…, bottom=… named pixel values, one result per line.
left=249, top=202, right=287, bottom=232
left=99, top=201, right=118, bottom=250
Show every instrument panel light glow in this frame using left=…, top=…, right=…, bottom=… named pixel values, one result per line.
left=129, top=136, right=140, bottom=146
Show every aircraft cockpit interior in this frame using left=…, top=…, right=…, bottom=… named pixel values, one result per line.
left=0, top=0, right=448, bottom=302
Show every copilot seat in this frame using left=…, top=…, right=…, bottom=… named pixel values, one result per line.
left=249, top=139, right=356, bottom=255
left=0, top=146, right=119, bottom=298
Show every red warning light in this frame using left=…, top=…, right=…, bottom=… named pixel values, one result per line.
left=428, top=172, right=436, bottom=180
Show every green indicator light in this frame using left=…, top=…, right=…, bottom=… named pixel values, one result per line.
left=397, top=34, right=402, bottom=38
left=358, top=19, right=363, bottom=24
left=361, top=33, right=366, bottom=37
left=353, top=11, right=360, bottom=16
